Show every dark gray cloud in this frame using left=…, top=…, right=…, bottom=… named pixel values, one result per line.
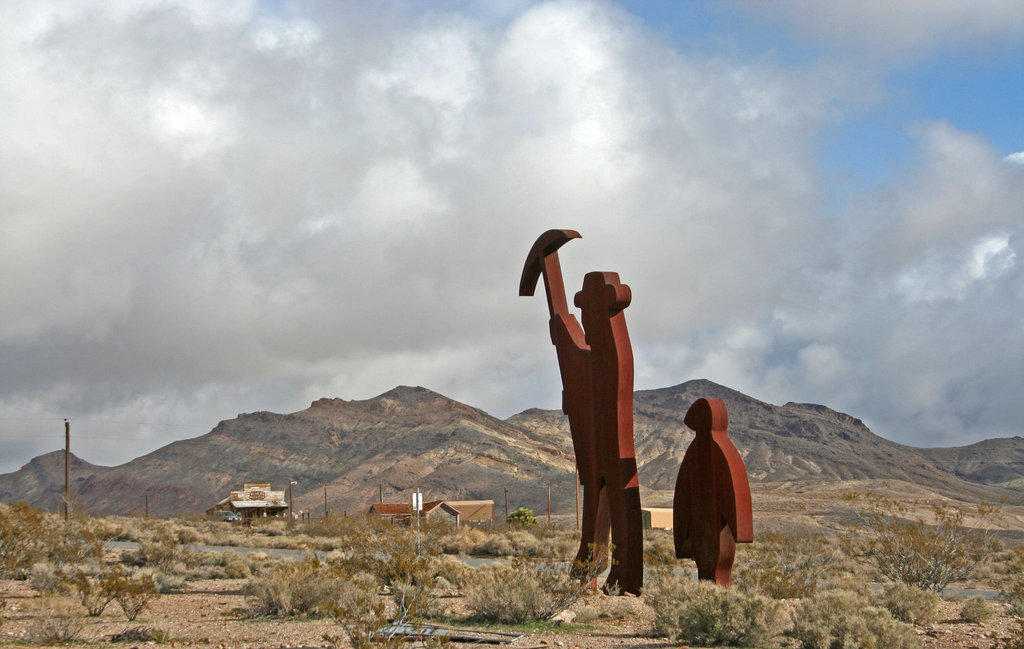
left=1, top=1, right=1022, bottom=473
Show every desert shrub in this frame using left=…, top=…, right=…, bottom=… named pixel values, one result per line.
left=440, top=527, right=488, bottom=554
left=110, top=626, right=170, bottom=643
left=70, top=570, right=115, bottom=616
left=432, top=554, right=471, bottom=589
left=506, top=507, right=538, bottom=526
left=225, top=557, right=251, bottom=579
left=478, top=529, right=543, bottom=557
left=0, top=503, right=102, bottom=578
left=243, top=557, right=354, bottom=617
left=125, top=525, right=191, bottom=572
left=463, top=554, right=600, bottom=623
left=25, top=600, right=85, bottom=643
left=152, top=570, right=186, bottom=593
left=998, top=544, right=1024, bottom=614
left=330, top=518, right=436, bottom=589
left=29, top=562, right=66, bottom=594
left=735, top=530, right=841, bottom=598
left=642, top=530, right=677, bottom=580
left=873, top=582, right=940, bottom=625
left=843, top=492, right=1000, bottom=592
left=791, top=589, right=920, bottom=649
left=959, top=596, right=994, bottom=624
left=645, top=574, right=788, bottom=648
left=103, top=566, right=158, bottom=621
left=321, top=574, right=395, bottom=649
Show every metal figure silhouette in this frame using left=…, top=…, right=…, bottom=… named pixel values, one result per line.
left=673, top=397, right=753, bottom=587
left=520, top=229, right=643, bottom=595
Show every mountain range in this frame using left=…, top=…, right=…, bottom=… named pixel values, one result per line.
left=2, top=379, right=1023, bottom=519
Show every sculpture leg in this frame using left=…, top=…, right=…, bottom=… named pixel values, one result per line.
left=714, top=524, right=738, bottom=588
left=573, top=480, right=610, bottom=587
left=603, top=459, right=643, bottom=595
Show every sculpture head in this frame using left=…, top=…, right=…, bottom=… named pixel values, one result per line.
left=683, top=397, right=729, bottom=437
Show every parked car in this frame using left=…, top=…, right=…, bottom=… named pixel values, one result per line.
left=213, top=510, right=241, bottom=522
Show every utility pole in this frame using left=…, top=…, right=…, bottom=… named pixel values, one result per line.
left=503, top=486, right=509, bottom=523
left=64, top=419, right=70, bottom=522
left=323, top=484, right=328, bottom=518
left=547, top=485, right=551, bottom=527
left=288, top=480, right=297, bottom=520
left=145, top=493, right=149, bottom=519
left=379, top=484, right=383, bottom=504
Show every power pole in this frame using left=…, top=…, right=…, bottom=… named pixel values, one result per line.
left=145, top=493, right=149, bottom=519
left=323, top=484, right=328, bottom=518
left=379, top=484, right=383, bottom=504
left=547, top=485, right=551, bottom=527
left=503, top=486, right=509, bottom=523
left=64, top=419, right=70, bottom=522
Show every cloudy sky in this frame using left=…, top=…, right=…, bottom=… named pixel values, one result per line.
left=1, top=0, right=1022, bottom=475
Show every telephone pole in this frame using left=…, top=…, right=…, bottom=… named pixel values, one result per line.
left=323, top=484, right=328, bottom=518
left=64, top=419, right=70, bottom=522
left=503, top=486, right=509, bottom=522
left=547, top=485, right=551, bottom=527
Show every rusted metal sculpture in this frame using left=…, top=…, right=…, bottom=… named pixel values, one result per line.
left=520, top=229, right=643, bottom=595
left=673, top=397, right=753, bottom=587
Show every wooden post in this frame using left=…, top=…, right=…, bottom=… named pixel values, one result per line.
left=503, top=486, right=509, bottom=523
left=323, top=484, right=328, bottom=518
left=64, top=419, right=70, bottom=522
left=379, top=484, right=383, bottom=504
left=145, top=493, right=149, bottom=519
left=547, top=485, right=551, bottom=527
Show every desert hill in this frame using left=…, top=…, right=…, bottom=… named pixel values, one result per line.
left=1, top=380, right=1021, bottom=518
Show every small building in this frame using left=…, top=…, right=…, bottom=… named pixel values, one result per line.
left=642, top=507, right=674, bottom=530
left=367, top=499, right=494, bottom=527
left=443, top=500, right=495, bottom=525
left=206, top=482, right=289, bottom=520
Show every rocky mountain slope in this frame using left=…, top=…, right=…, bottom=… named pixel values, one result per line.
left=1, top=380, right=1021, bottom=517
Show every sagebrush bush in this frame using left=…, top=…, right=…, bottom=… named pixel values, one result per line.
left=29, top=562, right=66, bottom=594
left=440, top=527, right=488, bottom=554
left=959, top=596, right=993, bottom=624
left=873, top=582, right=940, bottom=625
left=735, top=530, right=841, bottom=598
left=843, top=492, right=1000, bottom=592
left=26, top=600, right=85, bottom=644
left=645, top=574, right=788, bottom=648
left=791, top=589, right=920, bottom=649
left=463, top=556, right=593, bottom=623
left=243, top=558, right=344, bottom=617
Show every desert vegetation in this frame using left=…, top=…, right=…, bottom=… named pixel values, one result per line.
left=0, top=495, right=1022, bottom=648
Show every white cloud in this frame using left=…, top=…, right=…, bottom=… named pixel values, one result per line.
left=0, top=0, right=1022, bottom=472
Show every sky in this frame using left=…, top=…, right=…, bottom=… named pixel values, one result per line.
left=1, top=0, right=1022, bottom=475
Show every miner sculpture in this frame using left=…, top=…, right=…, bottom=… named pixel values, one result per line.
left=520, top=229, right=643, bottom=595
left=673, top=397, right=753, bottom=586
